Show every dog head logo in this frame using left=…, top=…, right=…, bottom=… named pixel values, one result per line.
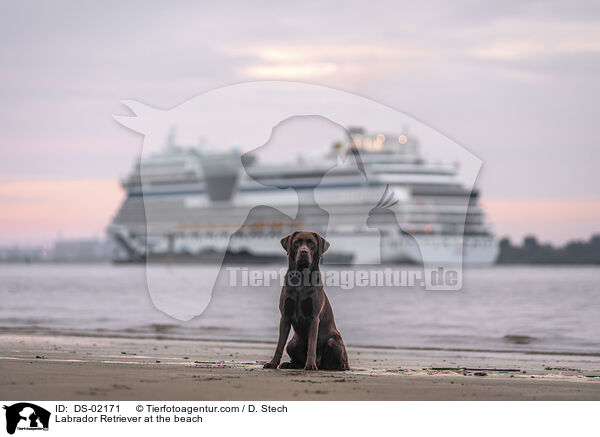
left=113, top=81, right=483, bottom=319
left=3, top=403, right=50, bottom=435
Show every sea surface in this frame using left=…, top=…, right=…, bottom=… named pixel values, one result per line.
left=1, top=264, right=598, bottom=357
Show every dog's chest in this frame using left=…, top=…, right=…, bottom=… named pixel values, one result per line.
left=283, top=290, right=315, bottom=321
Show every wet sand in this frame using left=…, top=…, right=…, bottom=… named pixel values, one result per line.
left=1, top=334, right=599, bottom=400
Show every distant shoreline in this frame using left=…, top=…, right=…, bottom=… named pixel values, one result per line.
left=1, top=233, right=599, bottom=264
left=497, top=234, right=600, bottom=264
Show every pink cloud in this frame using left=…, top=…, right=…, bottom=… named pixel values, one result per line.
left=0, top=179, right=123, bottom=244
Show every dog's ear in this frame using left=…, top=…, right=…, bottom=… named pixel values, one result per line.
left=280, top=231, right=298, bottom=254
left=312, top=232, right=330, bottom=257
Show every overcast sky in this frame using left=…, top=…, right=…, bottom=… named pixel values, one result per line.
left=1, top=0, right=599, bottom=244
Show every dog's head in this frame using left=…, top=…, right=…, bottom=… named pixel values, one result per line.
left=281, top=231, right=330, bottom=269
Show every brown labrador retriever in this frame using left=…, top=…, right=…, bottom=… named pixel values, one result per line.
left=264, top=231, right=349, bottom=371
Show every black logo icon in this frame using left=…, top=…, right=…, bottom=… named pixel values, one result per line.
left=287, top=271, right=302, bottom=286
left=3, top=403, right=50, bottom=435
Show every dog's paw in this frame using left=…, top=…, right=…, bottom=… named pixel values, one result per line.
left=304, top=361, right=318, bottom=371
left=263, top=360, right=279, bottom=369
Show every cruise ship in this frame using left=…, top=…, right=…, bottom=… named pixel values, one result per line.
left=107, top=128, right=499, bottom=265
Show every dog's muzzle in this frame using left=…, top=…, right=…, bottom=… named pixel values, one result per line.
left=295, top=246, right=312, bottom=266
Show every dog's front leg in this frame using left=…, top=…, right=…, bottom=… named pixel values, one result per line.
left=264, top=316, right=291, bottom=369
left=304, top=317, right=320, bottom=370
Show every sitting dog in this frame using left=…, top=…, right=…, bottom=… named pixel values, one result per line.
left=264, top=231, right=349, bottom=371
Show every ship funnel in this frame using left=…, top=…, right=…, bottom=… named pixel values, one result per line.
left=199, top=150, right=242, bottom=201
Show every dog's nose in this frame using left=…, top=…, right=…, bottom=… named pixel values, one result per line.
left=299, top=248, right=309, bottom=255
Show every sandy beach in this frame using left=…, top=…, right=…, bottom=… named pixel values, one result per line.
left=1, top=334, right=598, bottom=401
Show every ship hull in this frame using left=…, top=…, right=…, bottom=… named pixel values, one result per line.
left=109, top=229, right=498, bottom=266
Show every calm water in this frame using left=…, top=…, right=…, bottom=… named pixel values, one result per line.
left=0, top=264, right=598, bottom=356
